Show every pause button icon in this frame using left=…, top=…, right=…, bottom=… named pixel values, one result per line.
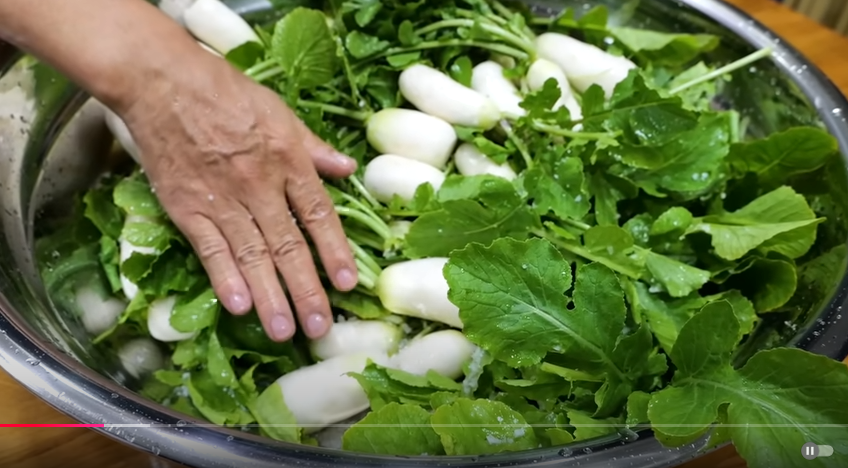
left=803, top=443, right=819, bottom=460
left=802, top=442, right=835, bottom=460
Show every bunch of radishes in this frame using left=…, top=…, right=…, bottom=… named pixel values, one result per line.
left=81, top=0, right=640, bottom=433
left=361, top=49, right=636, bottom=205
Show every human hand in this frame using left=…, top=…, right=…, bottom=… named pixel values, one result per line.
left=117, top=47, right=358, bottom=342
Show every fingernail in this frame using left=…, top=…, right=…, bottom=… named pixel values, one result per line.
left=306, top=313, right=330, bottom=337
left=271, top=315, right=293, bottom=341
left=228, top=293, right=251, bottom=314
left=336, top=268, right=358, bottom=290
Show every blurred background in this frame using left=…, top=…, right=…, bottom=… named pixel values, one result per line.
left=782, top=0, right=848, bottom=34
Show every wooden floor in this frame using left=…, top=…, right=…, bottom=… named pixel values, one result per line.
left=3, top=0, right=848, bottom=467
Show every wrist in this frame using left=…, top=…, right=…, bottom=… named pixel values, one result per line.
left=0, top=0, right=209, bottom=117
left=95, top=40, right=206, bottom=118
left=89, top=25, right=208, bottom=118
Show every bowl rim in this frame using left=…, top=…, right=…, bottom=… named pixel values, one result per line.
left=2, top=1, right=848, bottom=467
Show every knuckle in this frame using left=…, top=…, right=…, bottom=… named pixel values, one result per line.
left=252, top=297, right=278, bottom=318
left=216, top=209, right=245, bottom=225
left=195, top=236, right=230, bottom=263
left=251, top=293, right=274, bottom=311
left=234, top=158, right=267, bottom=183
left=266, top=137, right=291, bottom=157
left=290, top=285, right=326, bottom=309
left=297, top=196, right=334, bottom=225
left=269, top=234, right=306, bottom=261
left=157, top=182, right=198, bottom=207
left=235, top=242, right=270, bottom=268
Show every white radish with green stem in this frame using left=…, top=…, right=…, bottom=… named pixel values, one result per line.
left=147, top=296, right=197, bottom=342
left=292, top=103, right=463, bottom=170
left=267, top=331, right=476, bottom=431
left=526, top=58, right=583, bottom=121
left=308, top=321, right=402, bottom=361
left=390, top=330, right=478, bottom=380
left=263, top=352, right=391, bottom=433
left=118, top=338, right=165, bottom=378
left=362, top=155, right=446, bottom=204
left=453, top=143, right=517, bottom=180
left=376, top=258, right=462, bottom=329
left=535, top=32, right=636, bottom=99
left=399, top=64, right=502, bottom=130
left=471, top=60, right=526, bottom=120
left=75, top=286, right=127, bottom=336
left=366, top=109, right=457, bottom=168
left=182, top=0, right=261, bottom=56
left=119, top=215, right=161, bottom=301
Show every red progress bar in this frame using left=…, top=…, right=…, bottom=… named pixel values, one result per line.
left=0, top=424, right=105, bottom=427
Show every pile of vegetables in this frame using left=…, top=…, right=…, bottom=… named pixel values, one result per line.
left=35, top=0, right=848, bottom=466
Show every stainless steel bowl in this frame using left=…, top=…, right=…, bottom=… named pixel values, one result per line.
left=3, top=1, right=848, bottom=467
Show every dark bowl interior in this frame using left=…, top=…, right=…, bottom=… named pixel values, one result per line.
left=1, top=0, right=848, bottom=467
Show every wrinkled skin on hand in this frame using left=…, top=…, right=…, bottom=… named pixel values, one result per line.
left=120, top=48, right=358, bottom=342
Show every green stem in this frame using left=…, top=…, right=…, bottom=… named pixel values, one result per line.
left=326, top=184, right=389, bottom=238
left=528, top=15, right=606, bottom=33
left=529, top=17, right=554, bottom=26
left=324, top=84, right=359, bottom=108
left=561, top=218, right=591, bottom=232
left=354, top=259, right=377, bottom=289
left=346, top=230, right=384, bottom=251
left=368, top=40, right=529, bottom=63
left=245, top=59, right=277, bottom=78
left=336, top=190, right=384, bottom=225
left=335, top=206, right=392, bottom=241
left=348, top=239, right=383, bottom=278
left=325, top=3, right=364, bottom=105
left=533, top=122, right=618, bottom=141
left=540, top=362, right=605, bottom=382
left=355, top=285, right=378, bottom=297
left=381, top=209, right=421, bottom=218
left=452, top=10, right=536, bottom=45
left=92, top=324, right=118, bottom=345
left=297, top=100, right=371, bottom=121
left=383, top=314, right=407, bottom=326
left=445, top=158, right=456, bottom=175
left=412, top=322, right=439, bottom=341
left=491, top=1, right=537, bottom=40
left=489, top=2, right=514, bottom=21
left=349, top=175, right=382, bottom=210
left=252, top=66, right=285, bottom=83
left=414, top=19, right=535, bottom=55
left=535, top=229, right=642, bottom=279
left=729, top=111, right=741, bottom=144
left=334, top=36, right=364, bottom=105
left=669, top=47, right=774, bottom=95
left=500, top=121, right=533, bottom=169
left=539, top=221, right=661, bottom=284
